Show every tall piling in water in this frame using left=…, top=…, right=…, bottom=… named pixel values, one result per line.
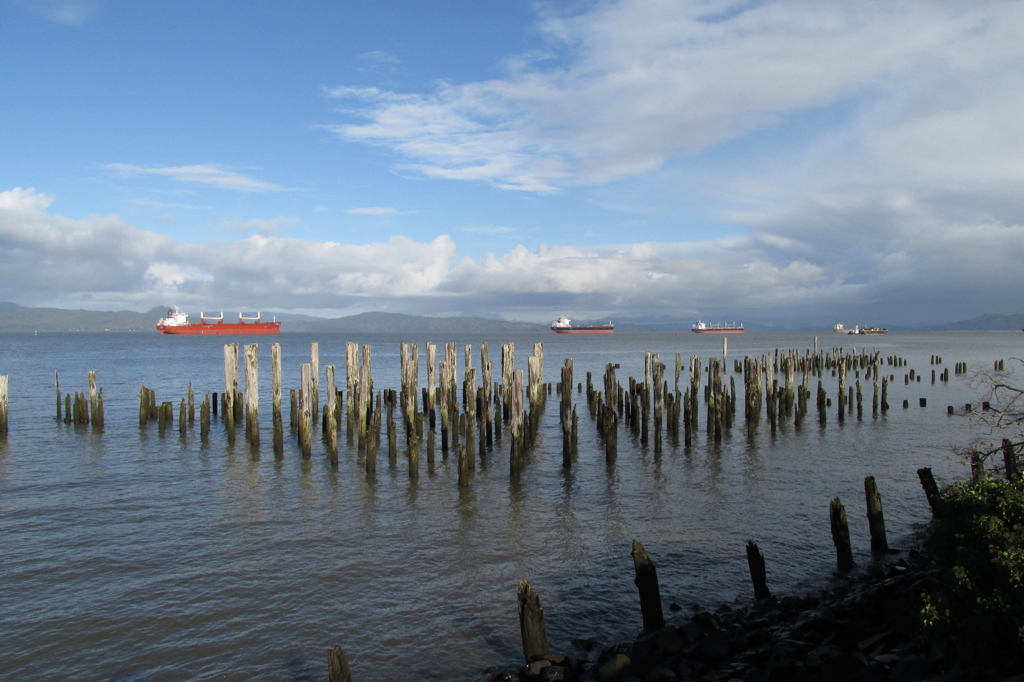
left=272, top=342, right=283, bottom=454
left=244, top=344, right=259, bottom=447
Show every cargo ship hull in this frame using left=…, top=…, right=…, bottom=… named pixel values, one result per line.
left=551, top=326, right=615, bottom=334
left=157, top=322, right=281, bottom=335
left=691, top=329, right=745, bottom=334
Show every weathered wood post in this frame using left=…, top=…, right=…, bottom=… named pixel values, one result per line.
left=510, top=369, right=525, bottom=476
left=457, top=444, right=469, bottom=487
left=0, top=375, right=7, bottom=435
left=1003, top=438, right=1020, bottom=481
left=310, top=341, right=319, bottom=423
left=139, top=384, right=149, bottom=426
left=88, top=371, right=98, bottom=427
left=829, top=497, right=854, bottom=572
left=299, top=363, right=312, bottom=458
left=517, top=581, right=550, bottom=663
left=200, top=393, right=211, bottom=438
left=917, top=467, right=942, bottom=517
left=631, top=539, right=665, bottom=631
left=54, top=371, right=61, bottom=421
left=244, top=344, right=259, bottom=447
left=864, top=476, right=889, bottom=553
left=345, top=342, right=358, bottom=444
left=326, top=365, right=338, bottom=463
left=272, top=343, right=283, bottom=454
left=327, top=645, right=351, bottom=682
left=187, top=381, right=195, bottom=424
left=179, top=398, right=186, bottom=435
left=223, top=344, right=237, bottom=443
left=745, top=541, right=770, bottom=600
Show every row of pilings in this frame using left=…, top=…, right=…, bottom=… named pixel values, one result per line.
left=23, top=342, right=1003, bottom=480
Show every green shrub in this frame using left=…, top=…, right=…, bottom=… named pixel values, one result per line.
left=921, top=475, right=1024, bottom=672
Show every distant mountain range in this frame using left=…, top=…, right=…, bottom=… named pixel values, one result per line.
left=919, top=313, right=1024, bottom=332
left=282, top=311, right=542, bottom=333
left=0, top=303, right=1021, bottom=333
left=0, top=304, right=544, bottom=333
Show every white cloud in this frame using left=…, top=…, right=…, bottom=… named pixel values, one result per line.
left=104, top=163, right=287, bottom=193
left=217, top=216, right=300, bottom=236
left=325, top=0, right=1024, bottom=193
left=2, top=186, right=1023, bottom=325
left=344, top=207, right=411, bottom=216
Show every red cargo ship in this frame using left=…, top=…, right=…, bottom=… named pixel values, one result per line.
left=156, top=307, right=281, bottom=335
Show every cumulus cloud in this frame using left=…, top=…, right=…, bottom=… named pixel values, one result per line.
left=104, top=163, right=287, bottom=192
left=4, top=185, right=1023, bottom=324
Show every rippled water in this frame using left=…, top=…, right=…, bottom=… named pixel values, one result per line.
left=0, top=331, right=1018, bottom=680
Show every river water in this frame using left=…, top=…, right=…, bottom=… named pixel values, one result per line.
left=0, top=331, right=1019, bottom=681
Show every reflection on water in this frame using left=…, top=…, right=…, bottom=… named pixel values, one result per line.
left=0, top=331, right=1015, bottom=680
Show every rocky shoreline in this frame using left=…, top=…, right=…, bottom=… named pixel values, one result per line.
left=478, top=548, right=985, bottom=682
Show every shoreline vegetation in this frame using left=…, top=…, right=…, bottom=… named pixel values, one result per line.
left=459, top=463, right=1024, bottom=682
left=320, top=435, right=1024, bottom=682
left=2, top=303, right=1024, bottom=333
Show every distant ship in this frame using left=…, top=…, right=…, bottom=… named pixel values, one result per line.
left=550, top=316, right=615, bottom=334
left=156, top=307, right=281, bottom=335
left=846, top=325, right=888, bottom=335
left=834, top=324, right=850, bottom=333
left=692, top=320, right=745, bottom=334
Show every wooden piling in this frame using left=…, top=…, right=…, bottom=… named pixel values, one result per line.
left=1003, top=438, right=1019, bottom=481
left=201, top=393, right=210, bottom=438
left=54, top=371, right=61, bottom=421
left=327, top=645, right=352, bottom=682
left=864, top=476, right=888, bottom=553
left=457, top=444, right=468, bottom=487
left=299, top=363, right=312, bottom=457
left=223, top=344, right=237, bottom=443
left=745, top=541, right=770, bottom=600
left=631, top=539, right=665, bottom=631
left=517, top=581, right=550, bottom=663
left=829, top=497, right=854, bottom=572
left=272, top=343, right=283, bottom=453
left=0, top=375, right=7, bottom=435
left=310, top=342, right=319, bottom=423
left=179, top=398, right=186, bottom=435
left=244, top=344, right=259, bottom=447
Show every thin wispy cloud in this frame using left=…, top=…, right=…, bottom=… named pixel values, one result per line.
left=15, top=0, right=97, bottom=25
left=357, top=50, right=400, bottom=75
left=217, top=216, right=300, bottom=236
left=325, top=1, right=1024, bottom=195
left=344, top=207, right=413, bottom=216
left=104, top=163, right=287, bottom=193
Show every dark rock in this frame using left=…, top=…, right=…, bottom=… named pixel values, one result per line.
left=643, top=663, right=677, bottom=682
left=746, top=627, right=772, bottom=647
left=887, top=654, right=930, bottom=682
left=698, top=632, right=730, bottom=660
left=598, top=653, right=632, bottom=682
left=819, top=650, right=869, bottom=681
left=654, top=627, right=683, bottom=655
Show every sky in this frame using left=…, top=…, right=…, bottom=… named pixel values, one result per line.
left=1, top=0, right=1023, bottom=327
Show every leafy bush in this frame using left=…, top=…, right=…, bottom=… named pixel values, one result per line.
left=921, top=475, right=1024, bottom=673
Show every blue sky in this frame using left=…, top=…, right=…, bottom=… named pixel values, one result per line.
left=2, top=0, right=1023, bottom=326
